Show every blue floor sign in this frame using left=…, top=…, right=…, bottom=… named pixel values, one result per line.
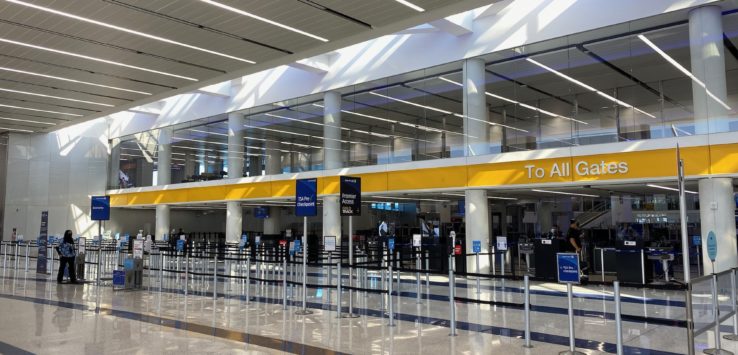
left=557, top=253, right=580, bottom=283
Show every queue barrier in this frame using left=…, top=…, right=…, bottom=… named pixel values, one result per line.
left=686, top=268, right=738, bottom=355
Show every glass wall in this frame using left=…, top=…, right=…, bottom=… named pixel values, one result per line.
left=113, top=12, right=738, bottom=188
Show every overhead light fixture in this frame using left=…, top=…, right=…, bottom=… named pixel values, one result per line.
left=531, top=189, right=599, bottom=198
left=0, top=66, right=151, bottom=95
left=371, top=195, right=449, bottom=202
left=638, top=34, right=731, bottom=111
left=0, top=37, right=197, bottom=81
left=189, top=129, right=228, bottom=137
left=370, top=91, right=528, bottom=133
left=647, top=184, right=698, bottom=195
left=525, top=58, right=655, bottom=118
left=0, top=126, right=33, bottom=132
left=6, top=0, right=254, bottom=64
left=0, top=87, right=114, bottom=107
left=199, top=0, right=329, bottom=42
left=395, top=0, right=425, bottom=12
left=438, top=77, right=587, bottom=125
left=312, top=103, right=449, bottom=138
left=0, top=103, right=82, bottom=116
left=0, top=116, right=56, bottom=125
left=441, top=192, right=518, bottom=200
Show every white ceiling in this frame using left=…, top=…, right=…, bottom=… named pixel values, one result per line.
left=0, top=0, right=495, bottom=132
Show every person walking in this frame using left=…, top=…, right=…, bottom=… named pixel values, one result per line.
left=56, top=230, right=78, bottom=284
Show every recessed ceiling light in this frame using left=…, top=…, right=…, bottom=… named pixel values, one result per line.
left=0, top=66, right=151, bottom=95
left=647, top=183, right=698, bottom=195
left=0, top=116, right=56, bottom=125
left=0, top=37, right=197, bottom=81
left=0, top=87, right=114, bottom=107
left=395, top=0, right=425, bottom=12
left=526, top=58, right=655, bottom=118
left=199, top=0, right=329, bottom=42
left=0, top=126, right=33, bottom=132
left=6, top=0, right=255, bottom=64
left=638, top=34, right=731, bottom=111
left=0, top=103, right=82, bottom=116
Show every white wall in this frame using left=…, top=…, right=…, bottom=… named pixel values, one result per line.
left=2, top=119, right=109, bottom=240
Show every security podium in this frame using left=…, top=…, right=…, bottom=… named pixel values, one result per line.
left=75, top=252, right=85, bottom=280
left=615, top=240, right=652, bottom=284
left=121, top=257, right=143, bottom=289
left=534, top=239, right=566, bottom=280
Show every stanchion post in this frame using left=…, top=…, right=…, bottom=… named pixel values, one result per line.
left=388, top=262, right=395, bottom=327
left=448, top=253, right=457, bottom=336
left=561, top=282, right=585, bottom=355
left=476, top=251, right=481, bottom=296
left=704, top=274, right=727, bottom=355
left=523, top=275, right=532, bottom=348
left=24, top=242, right=29, bottom=272
left=245, top=255, right=251, bottom=303
left=600, top=248, right=605, bottom=283
left=212, top=253, right=218, bottom=300
left=614, top=281, right=623, bottom=355
left=97, top=248, right=102, bottom=286
left=283, top=255, right=288, bottom=310
left=724, top=268, right=738, bottom=341
left=337, top=261, right=343, bottom=319
left=416, top=250, right=421, bottom=304
left=295, top=216, right=313, bottom=316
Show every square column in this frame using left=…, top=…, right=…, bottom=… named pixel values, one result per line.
left=698, top=178, right=738, bottom=273
left=226, top=201, right=242, bottom=243
left=465, top=189, right=490, bottom=272
left=227, top=112, right=245, bottom=178
left=463, top=58, right=490, bottom=156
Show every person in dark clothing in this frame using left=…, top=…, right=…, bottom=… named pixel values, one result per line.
left=567, top=220, right=582, bottom=253
left=56, top=230, right=78, bottom=284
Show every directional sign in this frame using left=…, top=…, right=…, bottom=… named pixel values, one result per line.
left=693, top=235, right=701, bottom=246
left=293, top=239, right=301, bottom=253
left=340, top=176, right=361, bottom=216
left=557, top=253, right=581, bottom=284
left=295, top=178, right=317, bottom=217
left=388, top=238, right=395, bottom=251
left=472, top=240, right=481, bottom=253
left=707, top=231, right=717, bottom=262
left=91, top=196, right=110, bottom=221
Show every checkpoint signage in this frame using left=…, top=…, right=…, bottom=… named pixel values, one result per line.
left=388, top=238, right=395, bottom=251
left=496, top=236, right=508, bottom=251
left=324, top=236, right=336, bottom=252
left=340, top=176, right=361, bottom=216
left=412, top=234, right=422, bottom=248
left=707, top=231, right=717, bottom=262
left=557, top=253, right=581, bottom=283
left=176, top=239, right=185, bottom=252
left=295, top=178, right=317, bottom=217
left=90, top=195, right=111, bottom=221
left=133, top=239, right=144, bottom=259
left=472, top=240, right=481, bottom=253
left=293, top=239, right=301, bottom=253
left=693, top=235, right=701, bottom=246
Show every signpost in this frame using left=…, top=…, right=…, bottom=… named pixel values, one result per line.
left=324, top=236, right=336, bottom=252
left=557, top=252, right=584, bottom=355
left=340, top=176, right=361, bottom=318
left=707, top=231, right=717, bottom=273
left=295, top=178, right=317, bottom=315
left=37, top=211, right=48, bottom=274
left=91, top=196, right=110, bottom=244
left=472, top=240, right=481, bottom=254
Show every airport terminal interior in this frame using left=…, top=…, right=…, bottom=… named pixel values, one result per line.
left=2, top=0, right=738, bottom=354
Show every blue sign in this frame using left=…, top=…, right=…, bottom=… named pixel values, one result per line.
left=91, top=195, right=110, bottom=221
left=388, top=238, right=395, bottom=251
left=254, top=207, right=269, bottom=219
left=557, top=253, right=580, bottom=283
left=239, top=235, right=248, bottom=250
left=472, top=240, right=481, bottom=253
left=293, top=239, right=301, bottom=253
left=295, top=178, right=317, bottom=217
left=707, top=231, right=717, bottom=262
left=340, top=176, right=361, bottom=216
left=693, top=235, right=701, bottom=246
left=113, top=270, right=125, bottom=287
left=176, top=239, right=185, bottom=252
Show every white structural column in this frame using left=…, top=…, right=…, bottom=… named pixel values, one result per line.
left=698, top=178, right=737, bottom=273
left=155, top=127, right=172, bottom=239
left=463, top=58, right=490, bottom=156
left=323, top=91, right=342, bottom=245
left=689, top=6, right=729, bottom=134
left=465, top=189, right=490, bottom=272
left=323, top=91, right=342, bottom=170
left=226, top=113, right=244, bottom=243
left=108, top=138, right=120, bottom=188
left=264, top=139, right=281, bottom=234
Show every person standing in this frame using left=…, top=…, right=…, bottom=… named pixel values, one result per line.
left=56, top=230, right=78, bottom=284
left=566, top=220, right=582, bottom=253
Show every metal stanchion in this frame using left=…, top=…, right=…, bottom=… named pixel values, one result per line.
left=158, top=254, right=164, bottom=292
left=14, top=243, right=19, bottom=270
left=328, top=254, right=332, bottom=287
left=96, top=248, right=102, bottom=285
left=388, top=262, right=395, bottom=327
left=3, top=243, right=7, bottom=270
left=614, top=281, right=624, bottom=355
left=49, top=249, right=55, bottom=279
left=600, top=248, right=605, bottom=282
left=24, top=242, right=29, bottom=272
left=448, top=253, right=457, bottom=336
left=425, top=249, right=430, bottom=296
left=560, top=282, right=585, bottom=355
left=184, top=254, right=189, bottom=296
left=245, top=255, right=251, bottom=303
left=476, top=251, right=481, bottom=296
left=212, top=254, right=218, bottom=300
left=337, top=261, right=343, bottom=319
left=704, top=274, right=732, bottom=355
left=724, top=269, right=738, bottom=341
left=283, top=256, right=288, bottom=310
left=295, top=226, right=313, bottom=315
left=523, top=275, right=532, bottom=348
left=416, top=251, right=421, bottom=303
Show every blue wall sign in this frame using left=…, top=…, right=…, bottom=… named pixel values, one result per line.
left=295, top=179, right=317, bottom=217
left=254, top=207, right=270, bottom=219
left=472, top=240, right=481, bottom=253
left=557, top=253, right=580, bottom=283
left=388, top=238, right=395, bottom=251
left=340, top=176, right=361, bottom=216
left=707, top=231, right=717, bottom=262
left=91, top=195, right=111, bottom=221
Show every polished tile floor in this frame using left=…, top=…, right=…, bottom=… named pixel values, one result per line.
left=0, top=256, right=735, bottom=354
